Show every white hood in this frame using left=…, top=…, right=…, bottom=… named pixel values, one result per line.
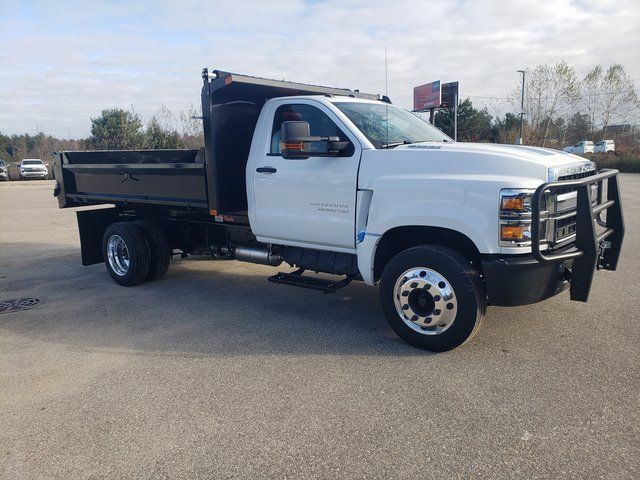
left=390, top=142, right=595, bottom=181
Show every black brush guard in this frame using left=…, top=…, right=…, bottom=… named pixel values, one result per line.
left=531, top=169, right=625, bottom=302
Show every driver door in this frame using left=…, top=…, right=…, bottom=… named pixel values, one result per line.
left=252, top=101, right=360, bottom=250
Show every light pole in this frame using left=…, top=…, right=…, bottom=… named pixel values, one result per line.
left=516, top=69, right=525, bottom=145
left=453, top=92, right=458, bottom=142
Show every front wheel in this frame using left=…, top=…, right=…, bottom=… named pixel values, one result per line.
left=379, top=245, right=486, bottom=352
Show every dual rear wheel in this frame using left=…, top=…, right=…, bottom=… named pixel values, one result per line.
left=103, top=220, right=171, bottom=286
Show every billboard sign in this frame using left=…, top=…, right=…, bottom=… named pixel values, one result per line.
left=441, top=81, right=459, bottom=108
left=413, top=80, right=441, bottom=110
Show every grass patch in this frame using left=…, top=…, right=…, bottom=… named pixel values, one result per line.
left=586, top=152, right=640, bottom=173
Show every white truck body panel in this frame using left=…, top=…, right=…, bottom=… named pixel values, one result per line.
left=247, top=96, right=597, bottom=284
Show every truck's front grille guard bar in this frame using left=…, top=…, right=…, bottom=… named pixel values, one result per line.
left=531, top=169, right=623, bottom=264
left=530, top=169, right=624, bottom=302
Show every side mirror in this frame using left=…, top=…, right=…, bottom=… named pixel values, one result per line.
left=281, top=121, right=311, bottom=159
left=281, top=121, right=342, bottom=159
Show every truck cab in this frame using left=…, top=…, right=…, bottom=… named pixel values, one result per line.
left=53, top=69, right=625, bottom=352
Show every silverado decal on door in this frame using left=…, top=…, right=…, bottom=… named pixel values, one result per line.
left=309, top=201, right=350, bottom=214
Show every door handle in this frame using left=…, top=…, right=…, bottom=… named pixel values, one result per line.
left=256, top=166, right=277, bottom=173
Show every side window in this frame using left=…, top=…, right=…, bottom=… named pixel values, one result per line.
left=270, top=104, right=353, bottom=156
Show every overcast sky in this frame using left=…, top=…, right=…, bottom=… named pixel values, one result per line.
left=1, top=0, right=639, bottom=138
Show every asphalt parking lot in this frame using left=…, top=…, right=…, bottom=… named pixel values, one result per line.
left=1, top=178, right=639, bottom=479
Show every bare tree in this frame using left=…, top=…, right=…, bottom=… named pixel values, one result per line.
left=178, top=104, right=204, bottom=149
left=154, top=104, right=177, bottom=132
left=578, top=65, right=603, bottom=138
left=521, top=61, right=579, bottom=146
left=599, top=64, right=640, bottom=139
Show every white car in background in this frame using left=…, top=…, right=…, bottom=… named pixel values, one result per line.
left=594, top=139, right=615, bottom=153
left=19, top=159, right=48, bottom=180
left=563, top=141, right=594, bottom=154
left=0, top=159, right=8, bottom=181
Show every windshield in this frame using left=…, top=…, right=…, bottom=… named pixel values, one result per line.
left=335, top=102, right=451, bottom=149
left=23, top=160, right=43, bottom=165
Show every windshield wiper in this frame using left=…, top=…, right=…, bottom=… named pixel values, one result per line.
left=380, top=140, right=413, bottom=149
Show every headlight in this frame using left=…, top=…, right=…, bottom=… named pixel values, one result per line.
left=499, top=189, right=544, bottom=247
left=500, top=191, right=532, bottom=212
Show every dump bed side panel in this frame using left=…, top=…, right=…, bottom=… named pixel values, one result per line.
left=54, top=149, right=208, bottom=211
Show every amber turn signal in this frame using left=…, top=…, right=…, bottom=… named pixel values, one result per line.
left=501, top=225, right=526, bottom=241
left=500, top=196, right=525, bottom=211
left=281, top=141, right=303, bottom=151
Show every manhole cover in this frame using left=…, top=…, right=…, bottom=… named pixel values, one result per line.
left=0, top=298, right=40, bottom=314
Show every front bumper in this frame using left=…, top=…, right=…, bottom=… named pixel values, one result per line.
left=0, top=171, right=7, bottom=180
left=483, top=169, right=624, bottom=307
left=21, top=171, right=48, bottom=179
left=481, top=254, right=570, bottom=306
left=531, top=169, right=624, bottom=302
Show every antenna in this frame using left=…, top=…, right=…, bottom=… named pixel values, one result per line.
left=385, top=47, right=389, bottom=145
left=384, top=47, right=388, bottom=96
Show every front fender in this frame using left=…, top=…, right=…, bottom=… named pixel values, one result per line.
left=364, top=178, right=498, bottom=254
left=355, top=177, right=522, bottom=285
left=355, top=200, right=496, bottom=286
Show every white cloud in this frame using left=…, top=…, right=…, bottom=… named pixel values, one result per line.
left=1, top=0, right=639, bottom=137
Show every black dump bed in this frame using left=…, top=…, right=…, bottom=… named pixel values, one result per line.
left=54, top=149, right=208, bottom=211
left=54, top=69, right=379, bottom=217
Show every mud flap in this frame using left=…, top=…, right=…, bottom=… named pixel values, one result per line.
left=77, top=208, right=120, bottom=266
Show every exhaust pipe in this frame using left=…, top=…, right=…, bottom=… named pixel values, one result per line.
left=233, top=245, right=283, bottom=266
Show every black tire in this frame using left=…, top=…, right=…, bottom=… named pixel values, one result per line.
left=379, top=245, right=486, bottom=352
left=133, top=219, right=171, bottom=281
left=102, top=222, right=151, bottom=286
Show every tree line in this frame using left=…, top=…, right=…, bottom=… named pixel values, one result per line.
left=0, top=105, right=204, bottom=163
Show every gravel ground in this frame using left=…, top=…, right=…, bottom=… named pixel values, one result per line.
left=1, top=177, right=639, bottom=479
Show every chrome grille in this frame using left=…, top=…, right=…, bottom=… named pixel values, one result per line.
left=555, top=216, right=576, bottom=240
left=553, top=170, right=596, bottom=242
left=555, top=170, right=597, bottom=195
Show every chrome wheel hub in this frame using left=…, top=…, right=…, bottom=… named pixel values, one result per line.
left=393, top=267, right=458, bottom=335
left=107, top=235, right=130, bottom=276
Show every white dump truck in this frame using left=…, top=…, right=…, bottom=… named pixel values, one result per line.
left=53, top=69, right=625, bottom=351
